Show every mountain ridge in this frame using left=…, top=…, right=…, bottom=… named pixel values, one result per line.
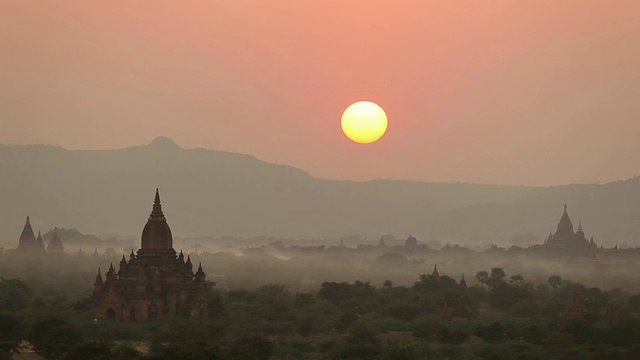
left=1, top=138, right=638, bottom=246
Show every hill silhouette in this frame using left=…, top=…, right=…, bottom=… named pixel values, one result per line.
left=1, top=137, right=639, bottom=246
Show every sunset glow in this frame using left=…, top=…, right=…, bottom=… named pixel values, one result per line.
left=341, top=101, right=388, bottom=144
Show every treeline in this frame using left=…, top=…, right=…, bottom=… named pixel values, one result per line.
left=3, top=269, right=640, bottom=359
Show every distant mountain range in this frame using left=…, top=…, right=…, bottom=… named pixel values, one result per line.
left=1, top=137, right=639, bottom=246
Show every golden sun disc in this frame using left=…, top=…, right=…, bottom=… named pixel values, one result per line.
left=341, top=101, right=388, bottom=144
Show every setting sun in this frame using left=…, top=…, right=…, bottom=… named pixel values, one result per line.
left=341, top=101, right=388, bottom=144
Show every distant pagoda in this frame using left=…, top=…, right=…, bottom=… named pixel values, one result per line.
left=47, top=231, right=64, bottom=252
left=543, top=204, right=596, bottom=253
left=91, top=189, right=208, bottom=321
left=16, top=216, right=55, bottom=254
left=16, top=216, right=37, bottom=252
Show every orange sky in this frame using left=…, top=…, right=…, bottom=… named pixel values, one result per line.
left=2, top=1, right=640, bottom=185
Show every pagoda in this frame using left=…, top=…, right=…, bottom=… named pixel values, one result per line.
left=91, top=189, right=208, bottom=321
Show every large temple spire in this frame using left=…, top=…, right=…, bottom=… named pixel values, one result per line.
left=555, top=203, right=575, bottom=239
left=140, top=188, right=174, bottom=252
left=17, top=215, right=37, bottom=251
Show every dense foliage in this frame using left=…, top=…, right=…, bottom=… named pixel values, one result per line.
left=2, top=269, right=640, bottom=359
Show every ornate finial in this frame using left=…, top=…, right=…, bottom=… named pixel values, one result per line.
left=150, top=188, right=165, bottom=219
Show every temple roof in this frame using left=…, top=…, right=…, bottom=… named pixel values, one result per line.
left=17, top=216, right=36, bottom=250
left=554, top=203, right=575, bottom=239
left=195, top=262, right=206, bottom=276
left=47, top=231, right=64, bottom=252
left=140, top=189, right=174, bottom=251
left=35, top=231, right=45, bottom=250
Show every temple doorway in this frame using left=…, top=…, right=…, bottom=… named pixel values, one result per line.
left=106, top=308, right=116, bottom=320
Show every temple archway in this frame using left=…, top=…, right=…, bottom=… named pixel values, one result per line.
left=106, top=308, right=116, bottom=320
left=148, top=302, right=158, bottom=320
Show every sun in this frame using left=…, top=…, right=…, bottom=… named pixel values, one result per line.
left=341, top=101, right=388, bottom=144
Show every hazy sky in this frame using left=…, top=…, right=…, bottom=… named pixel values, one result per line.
left=2, top=1, right=640, bottom=185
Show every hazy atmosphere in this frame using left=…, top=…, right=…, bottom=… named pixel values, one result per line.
left=3, top=1, right=640, bottom=185
left=3, top=2, right=640, bottom=360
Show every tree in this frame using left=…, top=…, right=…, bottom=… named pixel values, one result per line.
left=347, top=325, right=380, bottom=344
left=224, top=335, right=272, bottom=360
left=294, top=293, right=315, bottom=309
left=437, top=324, right=469, bottom=344
left=337, top=312, right=359, bottom=333
left=383, top=280, right=393, bottom=288
left=382, top=339, right=430, bottom=360
left=476, top=322, right=506, bottom=343
left=490, top=267, right=506, bottom=281
left=485, top=268, right=506, bottom=289
left=475, top=271, right=489, bottom=288
left=318, top=281, right=377, bottom=313
left=207, top=291, right=226, bottom=317
left=0, top=278, right=33, bottom=311
left=509, top=274, right=525, bottom=286
left=489, top=283, right=532, bottom=311
left=28, top=316, right=81, bottom=359
left=387, top=304, right=420, bottom=322
left=548, top=275, right=562, bottom=290
left=0, top=313, right=23, bottom=359
left=511, top=299, right=541, bottom=317
left=629, top=294, right=640, bottom=312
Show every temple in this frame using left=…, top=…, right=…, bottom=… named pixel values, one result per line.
left=431, top=264, right=440, bottom=279
left=543, top=204, right=596, bottom=253
left=47, top=231, right=64, bottom=252
left=15, top=216, right=63, bottom=254
left=91, top=189, right=208, bottom=321
left=16, top=216, right=37, bottom=252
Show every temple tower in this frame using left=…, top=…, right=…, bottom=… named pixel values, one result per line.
left=92, top=189, right=208, bottom=321
left=47, top=231, right=65, bottom=252
left=554, top=203, right=575, bottom=239
left=431, top=265, right=440, bottom=279
left=17, top=216, right=37, bottom=252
